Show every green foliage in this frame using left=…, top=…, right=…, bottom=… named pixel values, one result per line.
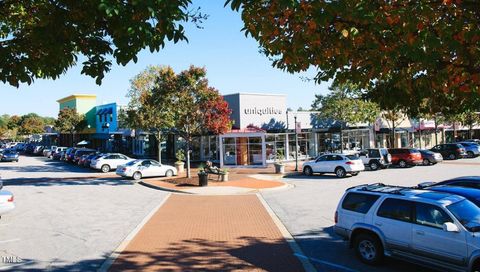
left=18, top=114, right=45, bottom=135
left=175, top=149, right=185, bottom=162
left=1, top=0, right=208, bottom=87
left=229, top=0, right=480, bottom=114
left=55, top=108, right=86, bottom=133
left=312, top=82, right=380, bottom=126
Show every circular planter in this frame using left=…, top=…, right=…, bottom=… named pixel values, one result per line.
left=198, top=173, right=209, bottom=186
left=175, top=161, right=185, bottom=173
left=274, top=163, right=285, bottom=174
left=220, top=173, right=229, bottom=182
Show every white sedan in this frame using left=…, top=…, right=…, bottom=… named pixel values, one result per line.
left=116, top=159, right=177, bottom=180
left=302, top=153, right=365, bottom=178
left=90, top=153, right=135, bottom=173
left=0, top=182, right=15, bottom=218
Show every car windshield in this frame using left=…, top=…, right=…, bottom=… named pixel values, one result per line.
left=447, top=200, right=480, bottom=231
left=126, top=160, right=141, bottom=166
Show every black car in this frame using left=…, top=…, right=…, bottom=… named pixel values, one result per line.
left=430, top=143, right=467, bottom=160
left=418, top=149, right=443, bottom=165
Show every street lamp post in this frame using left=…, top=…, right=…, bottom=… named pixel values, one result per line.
left=71, top=126, right=75, bottom=147
left=102, top=122, right=110, bottom=152
left=294, top=116, right=298, bottom=172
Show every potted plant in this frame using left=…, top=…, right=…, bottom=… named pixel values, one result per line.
left=198, top=167, right=208, bottom=186
left=175, top=149, right=185, bottom=173
left=274, top=150, right=286, bottom=174
left=220, top=168, right=229, bottom=182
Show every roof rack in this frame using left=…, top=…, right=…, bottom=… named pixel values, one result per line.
left=348, top=183, right=413, bottom=195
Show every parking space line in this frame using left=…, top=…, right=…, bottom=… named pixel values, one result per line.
left=0, top=238, right=20, bottom=244
left=294, top=253, right=358, bottom=272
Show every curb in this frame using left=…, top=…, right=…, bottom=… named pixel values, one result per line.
left=258, top=182, right=294, bottom=192
left=98, top=193, right=172, bottom=272
left=138, top=180, right=192, bottom=194
left=256, top=193, right=316, bottom=272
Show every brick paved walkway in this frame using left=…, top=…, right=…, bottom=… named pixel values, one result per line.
left=110, top=194, right=304, bottom=271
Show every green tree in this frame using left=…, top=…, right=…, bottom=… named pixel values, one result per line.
left=18, top=114, right=45, bottom=135
left=126, top=65, right=231, bottom=178
left=311, top=82, right=379, bottom=152
left=228, top=0, right=480, bottom=113
left=1, top=1, right=207, bottom=87
left=7, top=115, right=21, bottom=130
left=458, top=111, right=480, bottom=139
left=55, top=108, right=86, bottom=133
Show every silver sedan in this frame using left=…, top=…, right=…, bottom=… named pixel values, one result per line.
left=116, top=159, right=177, bottom=180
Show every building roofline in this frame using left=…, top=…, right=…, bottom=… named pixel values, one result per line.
left=57, top=94, right=97, bottom=103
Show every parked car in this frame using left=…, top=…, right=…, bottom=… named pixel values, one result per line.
left=14, top=143, right=26, bottom=152
left=64, top=148, right=77, bottom=162
left=73, top=148, right=97, bottom=164
left=24, top=144, right=36, bottom=154
left=335, top=183, right=480, bottom=271
left=80, top=153, right=103, bottom=167
left=0, top=150, right=19, bottom=162
left=464, top=139, right=480, bottom=144
left=387, top=148, right=422, bottom=168
left=357, top=148, right=391, bottom=170
left=42, top=146, right=57, bottom=157
left=428, top=185, right=480, bottom=207
left=33, top=145, right=45, bottom=156
left=456, top=142, right=480, bottom=158
left=418, top=149, right=443, bottom=165
left=0, top=181, right=15, bottom=218
left=51, top=147, right=67, bottom=159
left=430, top=143, right=466, bottom=160
left=116, top=159, right=177, bottom=180
left=302, top=153, right=364, bottom=178
left=419, top=176, right=480, bottom=190
left=91, top=153, right=134, bottom=173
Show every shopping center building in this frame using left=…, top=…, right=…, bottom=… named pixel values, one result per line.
left=192, top=93, right=375, bottom=167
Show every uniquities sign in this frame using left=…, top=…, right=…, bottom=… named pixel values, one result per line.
left=244, top=107, right=283, bottom=116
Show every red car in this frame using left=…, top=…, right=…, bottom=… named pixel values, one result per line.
left=387, top=148, right=423, bottom=168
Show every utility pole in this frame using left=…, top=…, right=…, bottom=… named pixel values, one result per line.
left=294, top=115, right=298, bottom=172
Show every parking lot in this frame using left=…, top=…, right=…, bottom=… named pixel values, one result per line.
left=1, top=155, right=479, bottom=271
left=0, top=156, right=169, bottom=271
left=262, top=157, right=480, bottom=272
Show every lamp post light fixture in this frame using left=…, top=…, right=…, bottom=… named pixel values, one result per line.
left=102, top=122, right=110, bottom=152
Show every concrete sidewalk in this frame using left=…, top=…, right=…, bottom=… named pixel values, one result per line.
left=108, top=194, right=306, bottom=271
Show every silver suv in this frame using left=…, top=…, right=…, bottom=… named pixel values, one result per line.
left=335, top=183, right=480, bottom=272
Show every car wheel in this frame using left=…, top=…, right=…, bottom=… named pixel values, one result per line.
left=133, top=171, right=142, bottom=180
left=354, top=233, right=384, bottom=265
left=448, top=153, right=456, bottom=160
left=101, top=164, right=111, bottom=173
left=422, top=159, right=430, bottom=166
left=468, top=151, right=474, bottom=158
left=303, top=166, right=313, bottom=176
left=165, top=170, right=174, bottom=177
left=335, top=167, right=346, bottom=178
left=351, top=172, right=359, bottom=176
left=398, top=160, right=407, bottom=168
left=369, top=161, right=380, bottom=171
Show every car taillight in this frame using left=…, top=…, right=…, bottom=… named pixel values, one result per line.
left=7, top=195, right=13, bottom=202
left=334, top=211, right=338, bottom=224
left=345, top=161, right=353, bottom=165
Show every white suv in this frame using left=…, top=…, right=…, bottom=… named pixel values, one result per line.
left=90, top=153, right=134, bottom=173
left=302, top=153, right=364, bottom=178
left=335, top=183, right=480, bottom=272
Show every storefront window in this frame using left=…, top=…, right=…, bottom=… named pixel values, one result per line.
left=289, top=133, right=310, bottom=159
left=222, top=135, right=264, bottom=166
left=266, top=134, right=287, bottom=162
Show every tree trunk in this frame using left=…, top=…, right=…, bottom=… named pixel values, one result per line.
left=185, top=143, right=191, bottom=178
left=470, top=123, right=473, bottom=139
left=419, top=128, right=422, bottom=149
left=157, top=131, right=162, bottom=163
left=434, top=116, right=438, bottom=146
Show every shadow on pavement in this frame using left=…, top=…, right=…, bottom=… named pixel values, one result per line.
left=110, top=236, right=304, bottom=272
left=1, top=177, right=134, bottom=187
left=0, top=160, right=96, bottom=174
left=294, top=226, right=435, bottom=272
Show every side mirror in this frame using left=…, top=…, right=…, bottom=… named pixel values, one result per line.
left=443, top=222, right=459, bottom=232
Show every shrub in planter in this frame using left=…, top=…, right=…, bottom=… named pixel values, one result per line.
left=175, top=149, right=185, bottom=173
left=220, top=168, right=229, bottom=182
left=274, top=150, right=285, bottom=174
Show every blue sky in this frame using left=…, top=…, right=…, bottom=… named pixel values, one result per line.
left=0, top=1, right=329, bottom=117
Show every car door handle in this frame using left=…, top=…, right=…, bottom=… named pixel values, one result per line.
left=374, top=222, right=382, bottom=227
left=416, top=230, right=425, bottom=236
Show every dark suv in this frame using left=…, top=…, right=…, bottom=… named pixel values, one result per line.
left=430, top=143, right=466, bottom=160
left=387, top=148, right=422, bottom=168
